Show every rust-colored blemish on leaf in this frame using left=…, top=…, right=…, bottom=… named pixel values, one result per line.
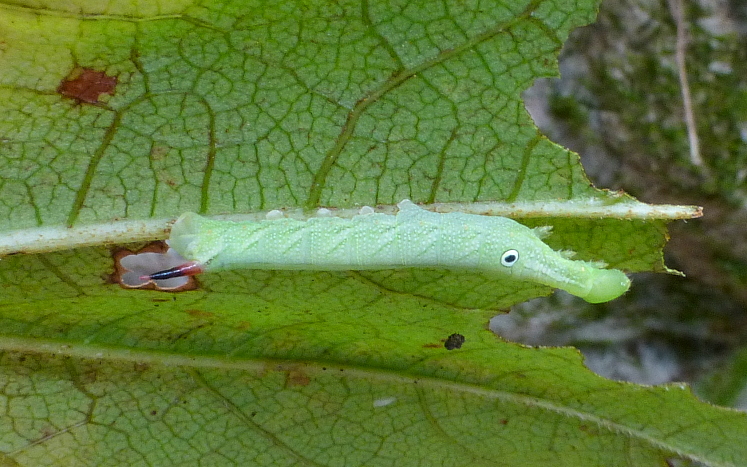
left=286, top=370, right=311, bottom=387
left=235, top=321, right=252, bottom=331
left=150, top=144, right=170, bottom=160
left=80, top=368, right=99, bottom=385
left=58, top=67, right=118, bottom=104
left=184, top=309, right=215, bottom=318
left=38, top=426, right=57, bottom=440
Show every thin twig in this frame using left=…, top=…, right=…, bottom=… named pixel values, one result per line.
left=667, top=0, right=704, bottom=167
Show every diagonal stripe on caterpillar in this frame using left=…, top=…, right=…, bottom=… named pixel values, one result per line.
left=142, top=199, right=630, bottom=303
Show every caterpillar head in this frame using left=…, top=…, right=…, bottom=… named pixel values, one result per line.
left=496, top=232, right=630, bottom=303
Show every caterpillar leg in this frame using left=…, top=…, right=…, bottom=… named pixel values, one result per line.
left=140, top=262, right=204, bottom=281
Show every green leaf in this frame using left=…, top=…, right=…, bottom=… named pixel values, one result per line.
left=0, top=0, right=741, bottom=466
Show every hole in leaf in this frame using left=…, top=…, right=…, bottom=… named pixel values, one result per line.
left=113, top=243, right=197, bottom=292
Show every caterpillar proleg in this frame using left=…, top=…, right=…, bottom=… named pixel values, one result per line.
left=142, top=200, right=630, bottom=303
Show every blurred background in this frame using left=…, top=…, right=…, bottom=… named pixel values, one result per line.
left=491, top=0, right=747, bottom=409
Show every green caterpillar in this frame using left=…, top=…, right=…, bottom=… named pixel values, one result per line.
left=142, top=200, right=630, bottom=303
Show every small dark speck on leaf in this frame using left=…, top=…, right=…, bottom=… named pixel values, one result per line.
left=58, top=68, right=118, bottom=104
left=444, top=333, right=465, bottom=350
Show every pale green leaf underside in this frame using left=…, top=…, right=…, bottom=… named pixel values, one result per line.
left=0, top=0, right=739, bottom=466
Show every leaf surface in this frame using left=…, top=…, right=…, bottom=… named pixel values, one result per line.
left=0, top=0, right=740, bottom=465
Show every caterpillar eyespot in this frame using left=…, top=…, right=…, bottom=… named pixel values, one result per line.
left=141, top=199, right=631, bottom=303
left=500, top=250, right=519, bottom=267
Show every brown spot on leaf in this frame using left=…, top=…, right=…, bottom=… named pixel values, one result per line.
left=38, top=426, right=57, bottom=440
left=286, top=370, right=311, bottom=387
left=184, top=309, right=214, bottom=318
left=444, top=333, right=465, bottom=350
left=80, top=368, right=98, bottom=385
left=58, top=68, right=118, bottom=104
left=235, top=321, right=252, bottom=331
left=150, top=144, right=170, bottom=160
